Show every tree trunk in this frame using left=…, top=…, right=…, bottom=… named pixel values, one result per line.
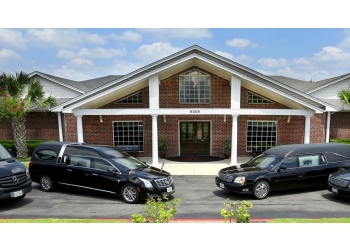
left=12, top=116, right=28, bottom=158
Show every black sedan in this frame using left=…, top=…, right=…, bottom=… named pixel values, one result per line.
left=29, top=142, right=175, bottom=204
left=327, top=169, right=350, bottom=197
left=215, top=143, right=350, bottom=199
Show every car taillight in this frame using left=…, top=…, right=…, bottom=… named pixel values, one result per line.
left=28, top=161, right=32, bottom=168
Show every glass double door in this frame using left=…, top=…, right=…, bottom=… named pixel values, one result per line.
left=180, top=122, right=210, bottom=155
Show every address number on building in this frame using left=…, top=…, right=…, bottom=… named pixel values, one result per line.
left=190, top=110, right=200, bottom=114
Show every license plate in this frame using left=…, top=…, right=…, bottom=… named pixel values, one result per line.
left=220, top=183, right=225, bottom=188
left=332, top=187, right=338, bottom=193
left=167, top=187, right=173, bottom=192
left=11, top=190, right=23, bottom=198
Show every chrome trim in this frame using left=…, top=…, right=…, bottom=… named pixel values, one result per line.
left=58, top=182, right=115, bottom=194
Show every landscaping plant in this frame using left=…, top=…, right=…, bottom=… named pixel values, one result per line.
left=220, top=198, right=253, bottom=223
left=131, top=196, right=180, bottom=223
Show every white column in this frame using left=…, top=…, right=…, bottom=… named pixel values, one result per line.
left=149, top=75, right=160, bottom=109
left=230, top=75, right=241, bottom=109
left=230, top=114, right=238, bottom=166
left=76, top=115, right=84, bottom=143
left=151, top=115, right=159, bottom=166
left=304, top=115, right=312, bottom=144
left=57, top=112, right=63, bottom=141
left=326, top=112, right=331, bottom=143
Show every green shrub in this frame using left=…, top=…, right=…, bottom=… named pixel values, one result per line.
left=220, top=199, right=253, bottom=223
left=330, top=139, right=350, bottom=145
left=131, top=196, right=180, bottom=223
left=0, top=140, right=55, bottom=156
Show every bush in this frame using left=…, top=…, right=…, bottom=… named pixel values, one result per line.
left=0, top=140, right=55, bottom=157
left=131, top=196, right=180, bottom=223
left=220, top=199, right=253, bottom=223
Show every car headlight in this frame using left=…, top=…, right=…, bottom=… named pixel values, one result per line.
left=138, top=177, right=153, bottom=188
left=234, top=176, right=245, bottom=184
left=26, top=168, right=31, bottom=179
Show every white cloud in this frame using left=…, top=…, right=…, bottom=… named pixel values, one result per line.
left=109, top=30, right=142, bottom=42
left=134, top=42, right=182, bottom=61
left=0, top=48, right=21, bottom=62
left=0, top=29, right=27, bottom=50
left=314, top=46, right=350, bottom=62
left=67, top=58, right=95, bottom=69
left=77, top=47, right=127, bottom=59
left=215, top=50, right=252, bottom=65
left=53, top=66, right=91, bottom=81
left=139, top=28, right=212, bottom=39
left=26, top=29, right=107, bottom=49
left=292, top=57, right=310, bottom=66
left=258, top=57, right=288, bottom=68
left=56, top=49, right=76, bottom=59
left=226, top=38, right=258, bottom=48
left=110, top=59, right=145, bottom=75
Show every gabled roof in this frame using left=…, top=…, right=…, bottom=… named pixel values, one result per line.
left=29, top=71, right=123, bottom=93
left=49, top=45, right=339, bottom=113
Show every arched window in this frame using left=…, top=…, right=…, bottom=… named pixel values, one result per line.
left=179, top=70, right=211, bottom=104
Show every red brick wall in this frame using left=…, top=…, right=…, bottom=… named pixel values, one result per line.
left=329, top=112, right=350, bottom=139
left=0, top=112, right=59, bottom=140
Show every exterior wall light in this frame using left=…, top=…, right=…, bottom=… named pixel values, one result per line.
left=163, top=115, right=166, bottom=122
left=287, top=115, right=291, bottom=123
left=99, top=115, right=103, bottom=123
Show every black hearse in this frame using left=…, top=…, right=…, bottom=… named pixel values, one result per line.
left=215, top=143, right=350, bottom=199
left=29, top=142, right=174, bottom=204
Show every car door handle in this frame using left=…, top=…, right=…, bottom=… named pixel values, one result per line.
left=67, top=169, right=72, bottom=172
left=84, top=173, right=99, bottom=176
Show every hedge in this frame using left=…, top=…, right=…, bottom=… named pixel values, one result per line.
left=0, top=140, right=56, bottom=156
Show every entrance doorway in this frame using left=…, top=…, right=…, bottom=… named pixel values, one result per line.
left=180, top=122, right=210, bottom=155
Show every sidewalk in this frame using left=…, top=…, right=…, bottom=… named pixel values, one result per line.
left=137, top=157, right=252, bottom=175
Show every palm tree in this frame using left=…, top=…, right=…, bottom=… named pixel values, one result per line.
left=338, top=85, right=350, bottom=108
left=0, top=71, right=56, bottom=158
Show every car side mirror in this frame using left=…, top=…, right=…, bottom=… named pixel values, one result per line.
left=107, top=168, right=120, bottom=174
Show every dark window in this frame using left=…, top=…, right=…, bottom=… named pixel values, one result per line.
left=280, top=156, right=298, bottom=169
left=69, top=156, right=92, bottom=168
left=64, top=146, right=100, bottom=157
left=115, top=92, right=143, bottom=104
left=113, top=121, right=144, bottom=152
left=35, top=149, right=57, bottom=160
left=94, top=158, right=113, bottom=171
left=246, top=121, right=277, bottom=152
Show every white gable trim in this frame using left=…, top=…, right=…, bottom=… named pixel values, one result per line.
left=306, top=74, right=350, bottom=94
left=29, top=71, right=85, bottom=94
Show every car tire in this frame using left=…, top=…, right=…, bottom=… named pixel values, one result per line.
left=40, top=174, right=54, bottom=192
left=12, top=193, right=26, bottom=202
left=121, top=184, right=139, bottom=204
left=252, top=180, right=269, bottom=199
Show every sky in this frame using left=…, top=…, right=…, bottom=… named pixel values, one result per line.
left=1, top=1, right=349, bottom=83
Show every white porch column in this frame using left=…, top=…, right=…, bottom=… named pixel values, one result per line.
left=326, top=112, right=331, bottom=143
left=151, top=115, right=159, bottom=166
left=230, top=75, right=241, bottom=109
left=149, top=75, right=160, bottom=109
left=304, top=115, right=312, bottom=144
left=57, top=112, right=63, bottom=141
left=76, top=115, right=84, bottom=143
left=230, top=114, right=238, bottom=166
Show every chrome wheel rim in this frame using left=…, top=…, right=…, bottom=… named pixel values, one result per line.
left=255, top=182, right=268, bottom=198
left=123, top=186, right=137, bottom=202
left=41, top=176, right=52, bottom=190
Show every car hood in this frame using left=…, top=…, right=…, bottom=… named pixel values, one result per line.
left=130, top=166, right=171, bottom=179
left=333, top=170, right=350, bottom=181
left=219, top=165, right=265, bottom=175
left=0, top=159, right=27, bottom=177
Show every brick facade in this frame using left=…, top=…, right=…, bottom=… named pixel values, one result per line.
left=0, top=67, right=337, bottom=157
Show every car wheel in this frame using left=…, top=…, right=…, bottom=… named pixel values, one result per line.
left=252, top=180, right=269, bottom=199
left=12, top=193, right=26, bottom=202
left=40, top=174, right=54, bottom=192
left=121, top=184, right=139, bottom=204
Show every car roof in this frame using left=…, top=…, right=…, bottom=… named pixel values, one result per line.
left=264, top=143, right=350, bottom=157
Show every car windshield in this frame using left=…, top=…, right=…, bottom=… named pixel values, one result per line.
left=110, top=156, right=149, bottom=172
left=0, top=144, right=12, bottom=161
left=247, top=154, right=283, bottom=170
